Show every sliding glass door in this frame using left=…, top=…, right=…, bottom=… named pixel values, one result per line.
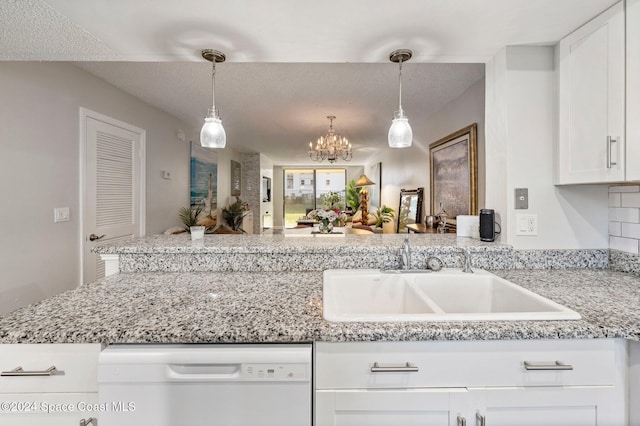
left=283, top=168, right=346, bottom=228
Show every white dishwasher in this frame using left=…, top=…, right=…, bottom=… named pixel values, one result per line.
left=98, top=344, right=312, bottom=426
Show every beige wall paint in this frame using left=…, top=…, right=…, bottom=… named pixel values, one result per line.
left=0, top=62, right=192, bottom=314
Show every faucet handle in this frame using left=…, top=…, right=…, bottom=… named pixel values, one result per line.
left=426, top=256, right=443, bottom=271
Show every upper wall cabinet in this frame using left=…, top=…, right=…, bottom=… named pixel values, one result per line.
left=628, top=0, right=640, bottom=181
left=557, top=2, right=625, bottom=184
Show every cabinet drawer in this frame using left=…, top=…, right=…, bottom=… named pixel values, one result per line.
left=315, top=339, right=624, bottom=389
left=0, top=344, right=102, bottom=393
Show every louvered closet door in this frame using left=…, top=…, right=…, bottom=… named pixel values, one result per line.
left=83, top=114, right=144, bottom=284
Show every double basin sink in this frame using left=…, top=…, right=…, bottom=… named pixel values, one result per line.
left=323, top=269, right=581, bottom=322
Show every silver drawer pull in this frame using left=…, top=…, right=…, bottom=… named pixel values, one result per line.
left=1, top=366, right=58, bottom=376
left=476, top=412, right=486, bottom=426
left=457, top=415, right=467, bottom=426
left=370, top=362, right=418, bottom=373
left=524, top=361, right=573, bottom=371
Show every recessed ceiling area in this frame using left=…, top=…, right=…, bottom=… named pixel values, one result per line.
left=1, top=0, right=617, bottom=164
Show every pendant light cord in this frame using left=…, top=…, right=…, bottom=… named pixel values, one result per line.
left=211, top=59, right=217, bottom=112
left=398, top=59, right=403, bottom=112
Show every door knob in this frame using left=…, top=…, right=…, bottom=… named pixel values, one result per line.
left=89, top=234, right=105, bottom=241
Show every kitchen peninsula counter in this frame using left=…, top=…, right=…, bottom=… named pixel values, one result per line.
left=1, top=268, right=638, bottom=344
left=93, top=233, right=609, bottom=273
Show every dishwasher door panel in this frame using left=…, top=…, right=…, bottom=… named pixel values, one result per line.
left=98, top=344, right=312, bottom=426
left=100, top=381, right=311, bottom=425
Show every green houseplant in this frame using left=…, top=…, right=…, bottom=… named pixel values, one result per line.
left=374, top=205, right=396, bottom=228
left=345, top=179, right=361, bottom=213
left=322, top=191, right=343, bottom=211
left=178, top=206, right=202, bottom=232
left=221, top=197, right=248, bottom=232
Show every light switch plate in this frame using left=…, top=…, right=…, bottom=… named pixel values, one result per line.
left=54, top=207, right=70, bottom=223
left=515, top=188, right=528, bottom=209
left=516, top=214, right=537, bottom=236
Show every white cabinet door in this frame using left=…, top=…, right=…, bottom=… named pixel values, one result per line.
left=0, top=393, right=98, bottom=426
left=628, top=0, right=640, bottom=181
left=470, top=387, right=622, bottom=426
left=315, top=389, right=452, bottom=426
left=557, top=2, right=625, bottom=184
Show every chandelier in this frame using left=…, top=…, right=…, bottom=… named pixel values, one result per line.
left=308, top=115, right=352, bottom=163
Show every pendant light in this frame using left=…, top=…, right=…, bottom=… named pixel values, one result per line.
left=388, top=49, right=413, bottom=148
left=200, top=49, right=227, bottom=148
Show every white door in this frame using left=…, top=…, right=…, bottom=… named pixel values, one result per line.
left=81, top=109, right=145, bottom=284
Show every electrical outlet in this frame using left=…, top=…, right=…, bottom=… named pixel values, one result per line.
left=54, top=207, right=70, bottom=223
left=516, top=214, right=537, bottom=236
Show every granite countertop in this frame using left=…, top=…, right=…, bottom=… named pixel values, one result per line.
left=93, top=233, right=512, bottom=255
left=1, top=269, right=639, bottom=344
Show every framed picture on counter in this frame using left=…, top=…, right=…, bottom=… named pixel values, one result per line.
left=429, top=123, right=478, bottom=223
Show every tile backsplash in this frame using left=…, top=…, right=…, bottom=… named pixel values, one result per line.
left=609, top=185, right=640, bottom=254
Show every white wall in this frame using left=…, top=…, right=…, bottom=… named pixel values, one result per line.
left=485, top=46, right=609, bottom=249
left=365, top=77, right=486, bottom=218
left=0, top=62, right=192, bottom=314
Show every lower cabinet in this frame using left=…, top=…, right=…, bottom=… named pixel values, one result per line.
left=316, top=389, right=452, bottom=425
left=0, top=344, right=102, bottom=426
left=466, top=387, right=617, bottom=426
left=315, top=339, right=627, bottom=426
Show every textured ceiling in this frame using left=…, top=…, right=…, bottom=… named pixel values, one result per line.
left=75, top=62, right=485, bottom=164
left=1, top=0, right=617, bottom=164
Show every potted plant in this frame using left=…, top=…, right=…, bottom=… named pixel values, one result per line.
left=316, top=209, right=340, bottom=233
left=374, top=205, right=396, bottom=228
left=345, top=180, right=361, bottom=213
left=221, top=197, right=249, bottom=232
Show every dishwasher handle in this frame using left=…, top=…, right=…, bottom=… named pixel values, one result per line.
left=168, top=363, right=241, bottom=380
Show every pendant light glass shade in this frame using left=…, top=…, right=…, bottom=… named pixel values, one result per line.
left=388, top=109, right=413, bottom=148
left=388, top=49, right=413, bottom=148
left=200, top=108, right=226, bottom=148
left=200, top=49, right=226, bottom=149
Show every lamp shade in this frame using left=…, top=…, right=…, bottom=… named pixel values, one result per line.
left=388, top=110, right=413, bottom=148
left=354, top=174, right=375, bottom=187
left=200, top=111, right=226, bottom=148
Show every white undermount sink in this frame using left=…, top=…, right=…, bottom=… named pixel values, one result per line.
left=322, top=269, right=581, bottom=322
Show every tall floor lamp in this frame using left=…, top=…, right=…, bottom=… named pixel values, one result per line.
left=355, top=175, right=375, bottom=224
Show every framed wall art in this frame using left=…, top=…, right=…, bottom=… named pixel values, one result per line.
left=429, top=123, right=478, bottom=224
left=190, top=142, right=217, bottom=212
left=231, top=160, right=242, bottom=196
left=368, top=162, right=382, bottom=208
